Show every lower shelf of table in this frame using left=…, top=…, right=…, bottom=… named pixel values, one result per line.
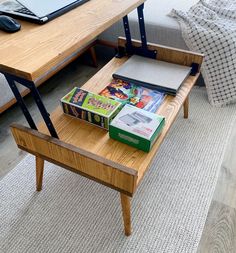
left=11, top=56, right=200, bottom=196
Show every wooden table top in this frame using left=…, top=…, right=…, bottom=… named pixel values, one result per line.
left=10, top=37, right=203, bottom=195
left=0, top=0, right=145, bottom=82
left=37, top=56, right=200, bottom=186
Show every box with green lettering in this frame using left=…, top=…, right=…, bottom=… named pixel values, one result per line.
left=109, top=104, right=165, bottom=152
left=61, top=87, right=121, bottom=130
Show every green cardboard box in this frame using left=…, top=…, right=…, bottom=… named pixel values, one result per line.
left=109, top=104, right=165, bottom=152
left=61, top=87, right=121, bottom=130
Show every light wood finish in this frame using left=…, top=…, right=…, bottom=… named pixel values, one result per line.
left=36, top=156, right=44, bottom=191
left=213, top=166, right=236, bottom=209
left=89, top=47, right=98, bottom=68
left=118, top=37, right=204, bottom=67
left=33, top=42, right=98, bottom=85
left=10, top=41, right=203, bottom=235
left=11, top=124, right=138, bottom=196
left=0, top=0, right=145, bottom=82
left=197, top=200, right=236, bottom=253
left=97, top=39, right=118, bottom=48
left=120, top=193, right=132, bottom=236
left=10, top=43, right=204, bottom=190
left=183, top=96, right=189, bottom=119
left=0, top=41, right=96, bottom=114
left=197, top=158, right=236, bottom=252
left=28, top=57, right=200, bottom=185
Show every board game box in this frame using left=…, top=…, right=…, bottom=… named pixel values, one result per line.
left=61, top=87, right=121, bottom=130
left=109, top=104, right=165, bottom=152
left=99, top=79, right=165, bottom=113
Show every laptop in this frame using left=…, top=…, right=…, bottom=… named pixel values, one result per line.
left=0, top=0, right=89, bottom=24
left=113, top=55, right=192, bottom=95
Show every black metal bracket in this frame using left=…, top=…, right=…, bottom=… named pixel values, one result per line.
left=118, top=3, right=157, bottom=59
left=4, top=73, right=59, bottom=139
left=190, top=63, right=200, bottom=76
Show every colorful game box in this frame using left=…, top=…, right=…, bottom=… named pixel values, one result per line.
left=61, top=87, right=121, bottom=130
left=109, top=104, right=165, bottom=152
left=99, top=79, right=165, bottom=113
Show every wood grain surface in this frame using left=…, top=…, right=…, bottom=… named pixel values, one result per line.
left=11, top=124, right=138, bottom=196
left=197, top=200, right=236, bottom=253
left=213, top=166, right=236, bottom=209
left=9, top=39, right=204, bottom=236
left=0, top=0, right=145, bottom=82
left=120, top=193, right=132, bottom=236
left=0, top=41, right=96, bottom=114
left=10, top=40, right=203, bottom=197
left=11, top=42, right=203, bottom=186
left=36, top=156, right=44, bottom=191
left=118, top=37, right=204, bottom=66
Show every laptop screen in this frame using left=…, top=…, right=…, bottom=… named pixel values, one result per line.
left=17, top=0, right=78, bottom=17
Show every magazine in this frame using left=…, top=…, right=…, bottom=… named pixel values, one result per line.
left=99, top=79, right=165, bottom=112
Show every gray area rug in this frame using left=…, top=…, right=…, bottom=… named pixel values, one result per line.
left=0, top=87, right=236, bottom=253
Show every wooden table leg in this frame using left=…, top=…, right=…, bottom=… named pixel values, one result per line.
left=36, top=156, right=44, bottom=191
left=120, top=193, right=131, bottom=236
left=183, top=95, right=189, bottom=119
left=89, top=47, right=98, bottom=68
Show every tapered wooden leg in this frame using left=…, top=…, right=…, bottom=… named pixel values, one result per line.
left=183, top=95, right=189, bottom=119
left=36, top=156, right=44, bottom=191
left=89, top=46, right=98, bottom=68
left=120, top=193, right=131, bottom=236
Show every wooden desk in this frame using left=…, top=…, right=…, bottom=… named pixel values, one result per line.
left=11, top=38, right=204, bottom=236
left=0, top=0, right=146, bottom=138
left=0, top=0, right=144, bottom=83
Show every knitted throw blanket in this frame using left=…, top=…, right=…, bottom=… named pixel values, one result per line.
left=170, top=0, right=236, bottom=107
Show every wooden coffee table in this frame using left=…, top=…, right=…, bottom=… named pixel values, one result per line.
left=11, top=38, right=203, bottom=236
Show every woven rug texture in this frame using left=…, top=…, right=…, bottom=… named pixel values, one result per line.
left=0, top=87, right=236, bottom=253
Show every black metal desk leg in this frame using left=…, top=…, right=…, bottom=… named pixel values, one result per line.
left=123, top=15, right=133, bottom=54
left=4, top=74, right=38, bottom=130
left=29, top=84, right=58, bottom=138
left=120, top=3, right=157, bottom=59
left=137, top=4, right=148, bottom=52
left=4, top=73, right=59, bottom=139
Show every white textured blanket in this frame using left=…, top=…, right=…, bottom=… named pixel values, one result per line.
left=170, top=0, right=236, bottom=107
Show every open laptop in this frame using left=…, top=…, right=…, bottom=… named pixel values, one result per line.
left=0, top=0, right=89, bottom=24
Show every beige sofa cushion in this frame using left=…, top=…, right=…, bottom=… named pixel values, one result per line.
left=99, top=0, right=199, bottom=49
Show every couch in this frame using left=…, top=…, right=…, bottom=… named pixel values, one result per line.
left=99, top=0, right=199, bottom=49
